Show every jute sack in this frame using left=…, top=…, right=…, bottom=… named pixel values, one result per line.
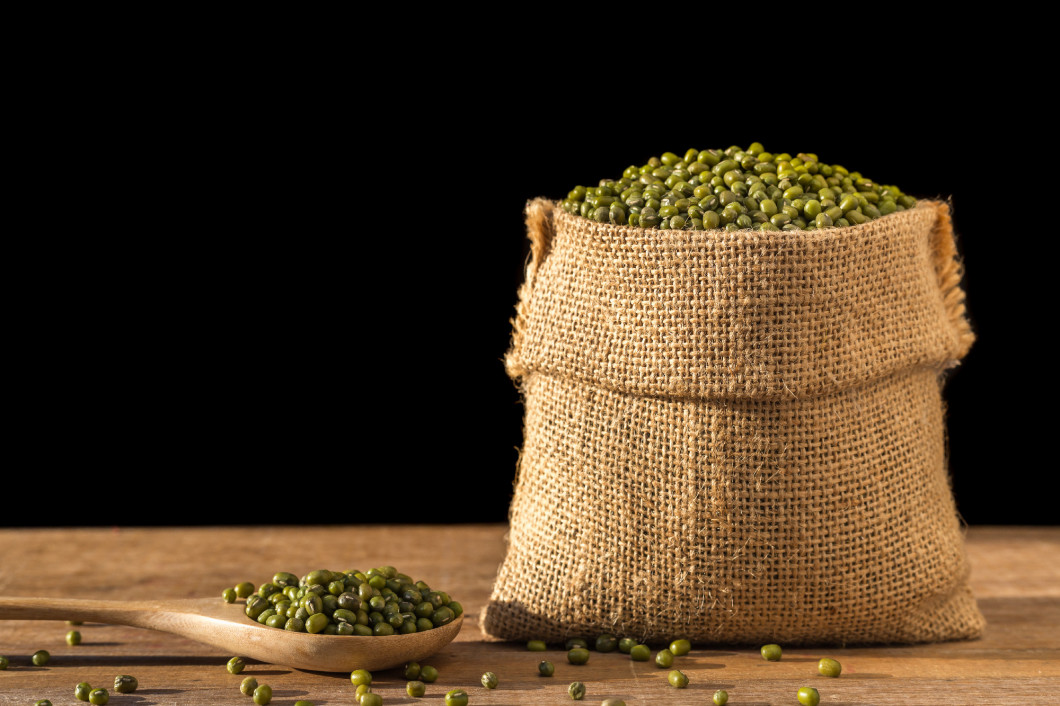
left=481, top=198, right=984, bottom=646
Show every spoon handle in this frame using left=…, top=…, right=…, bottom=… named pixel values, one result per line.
left=0, top=596, right=173, bottom=629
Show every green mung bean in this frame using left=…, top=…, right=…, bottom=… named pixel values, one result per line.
left=629, top=644, right=650, bottom=661
left=568, top=647, right=590, bottom=665
left=306, top=613, right=330, bottom=634
left=588, top=634, right=614, bottom=652
left=371, top=622, right=394, bottom=636
left=654, top=648, right=674, bottom=668
left=668, top=639, right=691, bottom=656
left=445, top=688, right=469, bottom=706
left=253, top=684, right=272, bottom=705
left=114, top=675, right=138, bottom=693
left=818, top=657, right=842, bottom=677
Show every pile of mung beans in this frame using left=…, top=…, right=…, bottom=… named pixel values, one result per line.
left=560, top=143, right=917, bottom=231
left=227, top=566, right=462, bottom=635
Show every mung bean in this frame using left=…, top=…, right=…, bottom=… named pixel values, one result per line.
left=445, top=688, right=469, bottom=706
left=761, top=643, right=782, bottom=661
left=819, top=657, right=842, bottom=677
left=669, top=639, right=691, bottom=656
left=114, top=675, right=138, bottom=693
left=253, top=684, right=272, bottom=705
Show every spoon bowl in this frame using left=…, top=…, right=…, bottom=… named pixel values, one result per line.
left=0, top=596, right=463, bottom=672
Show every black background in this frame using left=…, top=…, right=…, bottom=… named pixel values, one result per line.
left=7, top=29, right=1052, bottom=527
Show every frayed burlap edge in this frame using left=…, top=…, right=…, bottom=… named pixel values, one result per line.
left=928, top=199, right=975, bottom=363
left=505, top=199, right=553, bottom=382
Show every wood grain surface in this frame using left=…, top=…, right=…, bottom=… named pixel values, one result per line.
left=0, top=525, right=1057, bottom=705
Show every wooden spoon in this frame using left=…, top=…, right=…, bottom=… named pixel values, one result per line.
left=0, top=596, right=463, bottom=672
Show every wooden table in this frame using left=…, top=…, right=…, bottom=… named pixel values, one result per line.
left=0, top=525, right=1056, bottom=705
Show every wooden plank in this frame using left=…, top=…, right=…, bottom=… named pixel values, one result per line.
left=0, top=525, right=1057, bottom=705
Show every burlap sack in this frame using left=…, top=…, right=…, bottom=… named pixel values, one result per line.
left=481, top=198, right=984, bottom=646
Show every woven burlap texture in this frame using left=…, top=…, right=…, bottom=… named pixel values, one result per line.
left=481, top=198, right=984, bottom=646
